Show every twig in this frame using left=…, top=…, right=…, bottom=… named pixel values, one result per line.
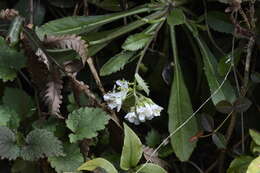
left=86, top=57, right=106, bottom=95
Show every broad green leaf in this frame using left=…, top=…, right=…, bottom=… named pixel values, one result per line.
left=78, top=158, right=118, bottom=173
left=135, top=73, right=150, bottom=95
left=168, top=25, right=198, bottom=161
left=195, top=36, right=236, bottom=105
left=32, top=117, right=59, bottom=133
left=0, top=37, right=26, bottom=69
left=49, top=143, right=84, bottom=173
left=100, top=51, right=135, bottom=76
left=167, top=8, right=185, bottom=26
left=0, top=105, right=20, bottom=129
left=0, top=126, right=20, bottom=160
left=145, top=129, right=161, bottom=147
left=135, top=163, right=167, bottom=173
left=207, top=11, right=234, bottom=34
left=246, top=156, right=260, bottom=173
left=36, top=5, right=152, bottom=37
left=212, top=132, right=227, bottom=149
left=122, top=33, right=152, bottom=51
left=249, top=129, right=260, bottom=146
left=120, top=123, right=143, bottom=170
left=66, top=107, right=110, bottom=143
left=3, top=88, right=34, bottom=118
left=21, top=129, right=64, bottom=161
left=227, top=156, right=253, bottom=173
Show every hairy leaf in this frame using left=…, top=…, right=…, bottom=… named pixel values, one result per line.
left=0, top=36, right=26, bottom=81
left=100, top=51, right=135, bottom=76
left=3, top=87, right=34, bottom=118
left=78, top=158, right=118, bottom=173
left=0, top=105, right=20, bottom=129
left=66, top=107, right=110, bottom=143
left=122, top=33, right=152, bottom=51
left=135, top=73, right=150, bottom=95
left=21, top=129, right=64, bottom=161
left=42, top=68, right=63, bottom=117
left=168, top=25, right=198, bottom=161
left=0, top=126, right=20, bottom=160
left=49, top=143, right=84, bottom=173
left=43, top=35, right=88, bottom=64
left=227, top=156, right=253, bottom=173
left=120, top=123, right=143, bottom=170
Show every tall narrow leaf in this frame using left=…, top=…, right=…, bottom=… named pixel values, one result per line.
left=195, top=37, right=236, bottom=105
left=168, top=25, right=198, bottom=161
left=120, top=123, right=143, bottom=170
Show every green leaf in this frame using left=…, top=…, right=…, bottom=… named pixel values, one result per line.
left=207, top=11, right=234, bottom=34
left=145, top=129, right=161, bottom=148
left=120, top=123, right=143, bottom=170
left=168, top=25, right=198, bottom=161
left=66, top=107, right=110, bottom=143
left=3, top=88, right=35, bottom=118
left=167, top=8, right=186, bottom=26
left=0, top=67, right=17, bottom=82
left=249, top=129, right=260, bottom=146
left=0, top=105, right=20, bottom=129
left=216, top=100, right=233, bottom=114
left=122, top=33, right=152, bottom=51
left=227, top=156, right=253, bottom=173
left=0, top=37, right=26, bottom=81
left=100, top=51, right=135, bottom=76
left=48, top=143, right=84, bottom=173
left=21, top=129, right=64, bottom=161
left=36, top=5, right=151, bottom=37
left=135, top=163, right=167, bottom=173
left=212, top=132, right=227, bottom=149
left=0, top=126, right=20, bottom=160
left=135, top=73, right=150, bottom=95
left=195, top=36, right=236, bottom=105
left=78, top=158, right=118, bottom=173
left=246, top=156, right=260, bottom=173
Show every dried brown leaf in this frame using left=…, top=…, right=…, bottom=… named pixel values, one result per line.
left=43, top=35, right=88, bottom=64
left=143, top=146, right=169, bottom=170
left=43, top=68, right=63, bottom=118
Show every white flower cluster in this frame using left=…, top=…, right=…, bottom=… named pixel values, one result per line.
left=103, top=80, right=129, bottom=112
left=125, top=98, right=163, bottom=125
left=103, top=80, right=163, bottom=125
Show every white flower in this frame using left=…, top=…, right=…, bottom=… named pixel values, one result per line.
left=124, top=98, right=163, bottom=125
left=103, top=80, right=129, bottom=112
left=124, top=112, right=140, bottom=125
